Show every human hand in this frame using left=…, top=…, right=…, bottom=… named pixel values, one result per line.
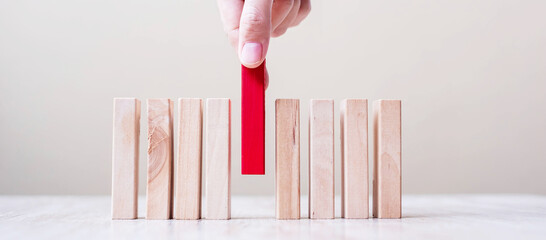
left=217, top=0, right=311, bottom=68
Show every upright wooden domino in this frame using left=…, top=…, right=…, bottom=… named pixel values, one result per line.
left=309, top=99, right=335, bottom=219
left=275, top=99, right=300, bottom=219
left=146, top=99, right=174, bottom=220
left=205, top=98, right=231, bottom=220
left=112, top=98, right=140, bottom=220
left=341, top=99, right=368, bottom=219
left=174, top=98, right=203, bottom=220
left=373, top=100, right=402, bottom=219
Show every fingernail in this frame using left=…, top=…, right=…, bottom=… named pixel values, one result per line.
left=241, top=42, right=263, bottom=65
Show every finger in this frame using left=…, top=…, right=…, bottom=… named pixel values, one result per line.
left=292, top=0, right=310, bottom=26
left=290, top=0, right=311, bottom=27
left=271, top=0, right=294, bottom=30
left=272, top=0, right=300, bottom=37
left=217, top=0, right=244, bottom=48
left=238, top=0, right=273, bottom=68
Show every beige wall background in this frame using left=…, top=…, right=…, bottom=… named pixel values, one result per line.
left=1, top=0, right=545, bottom=195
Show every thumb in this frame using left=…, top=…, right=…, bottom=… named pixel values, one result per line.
left=238, top=0, right=272, bottom=68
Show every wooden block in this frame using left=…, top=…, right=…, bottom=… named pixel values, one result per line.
left=275, top=99, right=300, bottom=220
left=204, top=98, right=231, bottom=220
left=174, top=98, right=203, bottom=220
left=372, top=100, right=402, bottom=219
left=341, top=99, right=368, bottom=219
left=241, top=62, right=265, bottom=175
left=112, top=98, right=140, bottom=220
left=309, top=99, right=334, bottom=219
left=146, top=99, right=174, bottom=220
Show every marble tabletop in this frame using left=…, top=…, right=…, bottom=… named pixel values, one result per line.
left=1, top=195, right=545, bottom=240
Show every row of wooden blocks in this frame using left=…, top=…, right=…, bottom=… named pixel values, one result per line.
left=112, top=98, right=401, bottom=220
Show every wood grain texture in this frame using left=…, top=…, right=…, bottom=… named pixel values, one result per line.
left=275, top=99, right=300, bottom=219
left=146, top=99, right=174, bottom=220
left=373, top=100, right=402, bottom=219
left=174, top=98, right=202, bottom=220
left=340, top=99, right=368, bottom=219
left=241, top=62, right=265, bottom=175
left=112, top=98, right=140, bottom=220
left=205, top=98, right=231, bottom=220
left=309, top=99, right=335, bottom=219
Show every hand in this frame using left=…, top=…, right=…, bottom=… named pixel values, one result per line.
left=217, top=0, right=311, bottom=68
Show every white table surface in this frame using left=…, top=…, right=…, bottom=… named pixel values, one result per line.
left=1, top=195, right=545, bottom=240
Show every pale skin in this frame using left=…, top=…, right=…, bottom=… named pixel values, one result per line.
left=217, top=0, right=311, bottom=88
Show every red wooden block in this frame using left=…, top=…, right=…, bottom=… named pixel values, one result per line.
left=241, top=61, right=266, bottom=175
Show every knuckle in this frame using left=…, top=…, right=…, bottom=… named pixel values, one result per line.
left=240, top=10, right=267, bottom=30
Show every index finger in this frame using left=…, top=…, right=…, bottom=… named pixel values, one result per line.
left=217, top=0, right=244, bottom=48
